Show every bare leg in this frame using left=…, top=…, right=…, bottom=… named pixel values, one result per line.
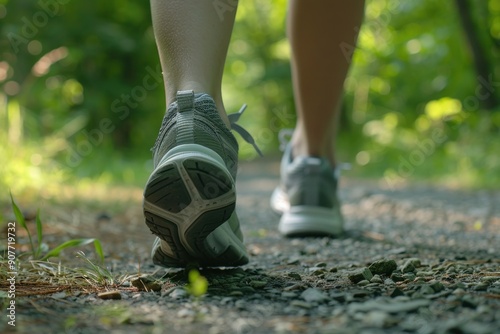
left=150, top=0, right=237, bottom=126
left=287, top=0, right=365, bottom=166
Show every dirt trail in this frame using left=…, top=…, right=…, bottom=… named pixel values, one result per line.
left=2, top=160, right=499, bottom=333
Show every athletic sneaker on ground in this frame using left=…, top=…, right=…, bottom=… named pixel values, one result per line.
left=143, top=90, right=257, bottom=268
left=270, top=143, right=344, bottom=237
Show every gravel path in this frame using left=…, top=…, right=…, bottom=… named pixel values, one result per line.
left=3, top=160, right=499, bottom=334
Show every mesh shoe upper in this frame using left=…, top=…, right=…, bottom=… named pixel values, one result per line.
left=152, top=92, right=239, bottom=178
left=280, top=144, right=338, bottom=209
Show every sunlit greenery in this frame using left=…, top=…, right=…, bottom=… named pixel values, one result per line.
left=1, top=0, right=499, bottom=200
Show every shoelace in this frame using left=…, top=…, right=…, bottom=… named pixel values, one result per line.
left=276, top=128, right=351, bottom=179
left=228, top=104, right=263, bottom=157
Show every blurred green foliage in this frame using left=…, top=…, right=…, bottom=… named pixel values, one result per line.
left=1, top=0, right=500, bottom=199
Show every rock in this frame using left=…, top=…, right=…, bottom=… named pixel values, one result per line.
left=390, top=288, right=405, bottom=298
left=348, top=268, right=373, bottom=283
left=98, top=291, right=122, bottom=300
left=301, top=288, right=328, bottom=303
left=446, top=266, right=456, bottom=274
left=473, top=283, right=489, bottom=291
left=239, top=286, right=256, bottom=294
left=461, top=295, right=478, bottom=308
left=429, top=280, right=445, bottom=293
left=283, top=283, right=303, bottom=292
left=249, top=280, right=267, bottom=289
left=403, top=273, right=416, bottom=281
left=352, top=290, right=370, bottom=298
left=384, top=278, right=395, bottom=285
left=177, top=308, right=195, bottom=317
left=363, top=310, right=391, bottom=328
left=330, top=292, right=347, bottom=303
left=315, top=262, right=327, bottom=267
left=357, top=280, right=370, bottom=286
left=420, top=285, right=434, bottom=295
left=287, top=258, right=300, bottom=265
left=349, top=298, right=431, bottom=313
left=131, top=275, right=162, bottom=292
left=288, top=272, right=302, bottom=280
left=369, top=259, right=398, bottom=276
left=230, top=291, right=244, bottom=297
left=480, top=276, right=498, bottom=283
left=370, top=275, right=383, bottom=284
left=290, top=300, right=312, bottom=309
left=51, top=292, right=66, bottom=299
left=329, top=267, right=338, bottom=273
left=170, top=288, right=188, bottom=299
left=281, top=292, right=297, bottom=298
left=310, top=268, right=327, bottom=276
left=390, top=273, right=405, bottom=282
left=401, top=261, right=416, bottom=273
left=405, top=258, right=421, bottom=268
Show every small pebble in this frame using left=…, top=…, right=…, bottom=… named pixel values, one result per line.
left=429, top=280, right=445, bottom=293
left=357, top=280, right=370, bottom=286
left=230, top=291, right=244, bottom=297
left=288, top=272, right=302, bottom=280
left=368, top=259, right=398, bottom=276
left=390, top=273, right=405, bottom=282
left=403, top=273, right=416, bottom=281
left=131, top=275, right=162, bottom=292
left=301, top=288, right=328, bottom=303
left=249, top=280, right=267, bottom=288
left=97, top=291, right=122, bottom=300
left=348, top=268, right=373, bottom=283
left=390, top=287, right=405, bottom=298
left=290, top=300, right=312, bottom=309
left=370, top=275, right=383, bottom=284
left=474, top=283, right=489, bottom=291
left=420, top=285, right=434, bottom=295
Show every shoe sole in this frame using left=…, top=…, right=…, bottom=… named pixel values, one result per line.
left=143, top=144, right=248, bottom=267
left=278, top=206, right=344, bottom=238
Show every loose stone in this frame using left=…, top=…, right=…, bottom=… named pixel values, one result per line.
left=288, top=272, right=302, bottom=280
left=357, top=280, right=370, bottom=286
left=429, top=280, right=445, bottom=293
left=420, top=285, right=434, bottom=295
left=348, top=268, right=373, bottom=283
left=401, top=262, right=416, bottom=273
left=301, top=288, right=328, bottom=303
left=97, top=291, right=122, bottom=300
left=369, top=259, right=398, bottom=276
left=249, top=280, right=267, bottom=289
left=291, top=300, right=313, bottom=309
left=131, top=275, right=162, bottom=292
left=390, top=273, right=405, bottom=282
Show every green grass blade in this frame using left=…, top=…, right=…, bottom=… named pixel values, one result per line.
left=10, top=192, right=34, bottom=254
left=10, top=192, right=26, bottom=228
left=40, top=238, right=97, bottom=261
left=35, top=209, right=43, bottom=258
left=93, top=239, right=104, bottom=263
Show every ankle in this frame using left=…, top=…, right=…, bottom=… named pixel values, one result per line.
left=290, top=137, right=336, bottom=167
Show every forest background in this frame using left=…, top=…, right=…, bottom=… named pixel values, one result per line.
left=1, top=0, right=500, bottom=203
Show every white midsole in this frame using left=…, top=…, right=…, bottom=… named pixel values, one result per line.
left=278, top=205, right=344, bottom=236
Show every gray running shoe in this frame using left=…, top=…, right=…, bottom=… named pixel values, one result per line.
left=270, top=144, right=344, bottom=237
left=144, top=90, right=256, bottom=267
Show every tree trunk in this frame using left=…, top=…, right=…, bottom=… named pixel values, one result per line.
left=454, top=0, right=498, bottom=111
